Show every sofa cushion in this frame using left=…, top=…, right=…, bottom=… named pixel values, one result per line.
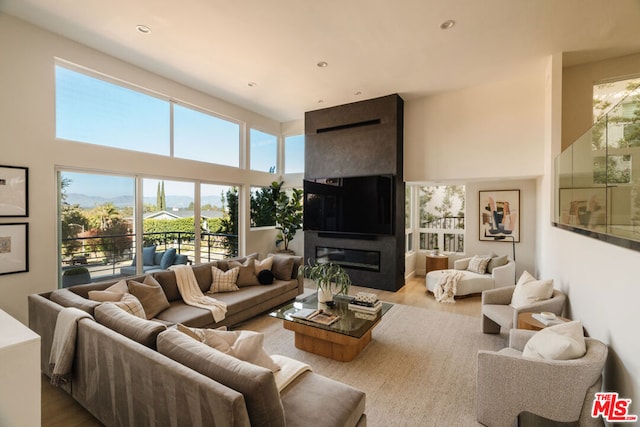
left=143, top=246, right=157, bottom=266
left=157, top=328, right=286, bottom=427
left=111, top=293, right=146, bottom=319
left=467, top=255, right=491, bottom=274
left=50, top=289, right=101, bottom=315
left=128, top=275, right=171, bottom=319
left=160, top=248, right=177, bottom=269
left=254, top=256, right=273, bottom=274
left=95, top=302, right=167, bottom=350
left=268, top=253, right=303, bottom=279
left=229, top=258, right=260, bottom=287
left=210, top=266, right=240, bottom=293
left=154, top=302, right=215, bottom=328
left=87, top=290, right=124, bottom=302
left=258, top=269, right=274, bottom=285
left=176, top=324, right=280, bottom=372
left=510, top=270, right=553, bottom=308
left=486, top=255, right=508, bottom=274
left=522, top=320, right=586, bottom=360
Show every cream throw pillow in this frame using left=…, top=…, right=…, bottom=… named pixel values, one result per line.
left=510, top=270, right=554, bottom=308
left=522, top=320, right=586, bottom=360
left=88, top=279, right=129, bottom=302
left=110, top=293, right=146, bottom=319
left=209, top=266, right=240, bottom=293
left=254, top=256, right=274, bottom=274
left=467, top=255, right=491, bottom=274
left=177, top=324, right=280, bottom=372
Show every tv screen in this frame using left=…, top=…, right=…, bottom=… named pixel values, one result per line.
left=303, top=175, right=394, bottom=235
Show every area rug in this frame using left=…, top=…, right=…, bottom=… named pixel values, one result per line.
left=237, top=303, right=507, bottom=427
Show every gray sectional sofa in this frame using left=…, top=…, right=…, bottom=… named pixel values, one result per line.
left=29, top=253, right=367, bottom=426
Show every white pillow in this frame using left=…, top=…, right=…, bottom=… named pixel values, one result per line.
left=522, top=320, right=586, bottom=360
left=177, top=324, right=280, bottom=372
left=510, top=270, right=554, bottom=308
left=254, top=256, right=274, bottom=274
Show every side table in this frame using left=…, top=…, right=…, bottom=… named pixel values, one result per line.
left=426, top=254, right=448, bottom=274
left=517, top=312, right=571, bottom=331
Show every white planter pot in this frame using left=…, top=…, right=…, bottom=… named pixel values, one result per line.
left=317, top=287, right=334, bottom=303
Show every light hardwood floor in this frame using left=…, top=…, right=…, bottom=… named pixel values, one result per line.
left=41, top=275, right=481, bottom=426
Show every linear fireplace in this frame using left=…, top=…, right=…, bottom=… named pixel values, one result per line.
left=315, top=246, right=381, bottom=272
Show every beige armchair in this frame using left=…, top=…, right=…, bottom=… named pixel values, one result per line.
left=476, top=329, right=608, bottom=427
left=481, top=286, right=566, bottom=333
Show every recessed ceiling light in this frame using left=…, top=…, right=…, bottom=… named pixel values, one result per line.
left=318, top=99, right=324, bottom=104
left=354, top=91, right=362, bottom=96
left=136, top=25, right=151, bottom=34
left=317, top=61, right=328, bottom=68
left=247, top=82, right=257, bottom=87
left=440, top=20, right=455, bottom=30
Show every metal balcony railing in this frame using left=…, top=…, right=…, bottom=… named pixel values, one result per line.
left=61, top=230, right=238, bottom=283
left=419, top=216, right=465, bottom=253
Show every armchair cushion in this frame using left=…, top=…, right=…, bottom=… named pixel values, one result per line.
left=486, top=254, right=508, bottom=273
left=467, top=255, right=491, bottom=274
left=523, top=320, right=586, bottom=360
left=510, top=270, right=553, bottom=308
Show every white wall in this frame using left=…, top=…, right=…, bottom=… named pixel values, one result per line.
left=540, top=54, right=640, bottom=409
left=0, top=14, right=285, bottom=323
left=404, top=62, right=547, bottom=182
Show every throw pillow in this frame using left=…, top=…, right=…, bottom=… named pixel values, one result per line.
left=486, top=255, right=508, bottom=274
left=88, top=279, right=129, bottom=302
left=270, top=255, right=295, bottom=281
left=159, top=248, right=177, bottom=269
left=467, top=255, right=491, bottom=275
left=229, top=258, right=260, bottom=287
left=209, top=266, right=240, bottom=293
left=177, top=324, right=280, bottom=372
left=510, top=271, right=554, bottom=308
left=522, top=320, right=586, bottom=360
left=254, top=256, right=274, bottom=275
left=257, top=269, right=274, bottom=285
left=142, top=246, right=157, bottom=266
left=127, top=275, right=171, bottom=319
left=111, top=293, right=146, bottom=319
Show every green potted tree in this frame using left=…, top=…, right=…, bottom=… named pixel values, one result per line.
left=62, top=266, right=91, bottom=288
left=300, top=260, right=352, bottom=303
left=271, top=181, right=303, bottom=254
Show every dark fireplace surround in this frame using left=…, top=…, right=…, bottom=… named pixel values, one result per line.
left=304, top=94, right=404, bottom=291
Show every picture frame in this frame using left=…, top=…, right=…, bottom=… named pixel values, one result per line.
left=479, top=190, right=520, bottom=242
left=0, top=165, right=29, bottom=217
left=0, top=223, right=29, bottom=275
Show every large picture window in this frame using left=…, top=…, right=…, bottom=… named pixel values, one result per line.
left=250, top=129, right=277, bottom=173
left=285, top=135, right=305, bottom=174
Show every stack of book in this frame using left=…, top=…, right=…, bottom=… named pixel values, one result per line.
left=348, top=292, right=382, bottom=314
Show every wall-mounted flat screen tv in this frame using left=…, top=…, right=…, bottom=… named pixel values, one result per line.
left=303, top=175, right=394, bottom=235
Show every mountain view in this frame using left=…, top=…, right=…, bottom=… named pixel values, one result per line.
left=66, top=193, right=223, bottom=209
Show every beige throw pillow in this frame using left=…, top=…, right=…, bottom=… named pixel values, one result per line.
left=209, top=266, right=240, bottom=293
left=177, top=324, right=280, bottom=372
left=254, top=256, right=274, bottom=274
left=111, top=293, right=146, bottom=319
left=510, top=270, right=554, bottom=308
left=522, top=320, right=586, bottom=360
left=467, top=255, right=491, bottom=275
left=229, top=258, right=260, bottom=287
left=486, top=255, right=508, bottom=274
left=88, top=279, right=129, bottom=302
left=127, top=275, right=170, bottom=319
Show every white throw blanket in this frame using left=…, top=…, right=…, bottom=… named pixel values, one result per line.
left=271, top=354, right=312, bottom=392
left=49, top=307, right=94, bottom=386
left=434, top=271, right=464, bottom=304
left=170, top=264, right=227, bottom=323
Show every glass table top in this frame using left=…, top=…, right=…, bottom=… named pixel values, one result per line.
left=269, top=292, right=393, bottom=339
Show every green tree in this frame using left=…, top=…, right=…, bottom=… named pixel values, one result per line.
left=218, top=187, right=239, bottom=256
left=157, top=181, right=166, bottom=211
left=250, top=186, right=277, bottom=227
left=272, top=181, right=303, bottom=252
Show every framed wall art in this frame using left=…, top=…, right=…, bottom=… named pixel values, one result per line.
left=0, top=165, right=28, bottom=217
left=0, top=223, right=29, bottom=275
left=479, top=190, right=520, bottom=242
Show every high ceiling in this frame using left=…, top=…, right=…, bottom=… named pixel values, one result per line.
left=2, top=0, right=640, bottom=122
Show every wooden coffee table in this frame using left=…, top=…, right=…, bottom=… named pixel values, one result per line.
left=517, top=312, right=571, bottom=331
left=270, top=293, right=393, bottom=362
